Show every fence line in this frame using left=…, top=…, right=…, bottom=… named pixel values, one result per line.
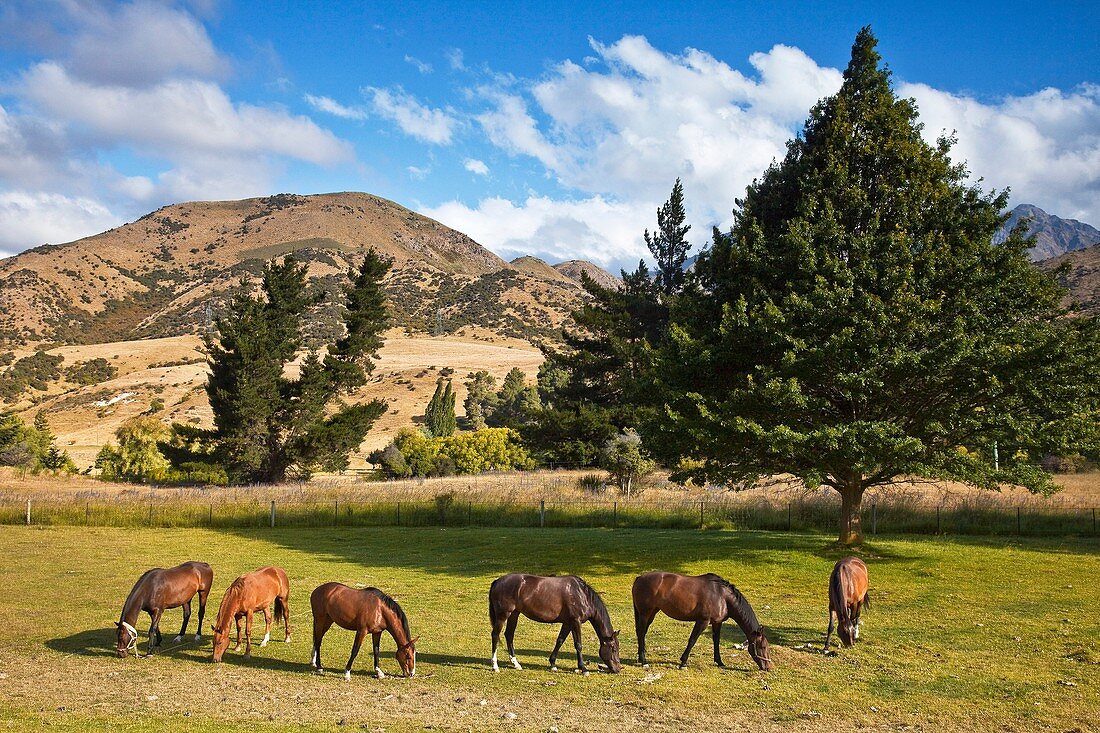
left=1, top=495, right=1096, bottom=537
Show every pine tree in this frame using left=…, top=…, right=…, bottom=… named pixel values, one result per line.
left=203, top=252, right=391, bottom=483
left=424, top=379, right=456, bottom=437
left=645, top=178, right=692, bottom=295
left=648, top=28, right=1100, bottom=544
left=463, top=370, right=498, bottom=430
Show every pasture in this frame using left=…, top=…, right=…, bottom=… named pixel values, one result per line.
left=0, top=525, right=1097, bottom=732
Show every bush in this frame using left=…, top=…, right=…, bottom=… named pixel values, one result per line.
left=601, top=429, right=655, bottom=496
left=96, top=417, right=171, bottom=483
left=375, top=427, right=534, bottom=478
left=577, top=473, right=609, bottom=495
left=64, top=358, right=118, bottom=386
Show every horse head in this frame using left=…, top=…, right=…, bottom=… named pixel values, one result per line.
left=210, top=623, right=231, bottom=662
left=598, top=630, right=622, bottom=673
left=837, top=619, right=856, bottom=648
left=115, top=621, right=138, bottom=658
left=396, top=636, right=419, bottom=677
left=747, top=629, right=774, bottom=671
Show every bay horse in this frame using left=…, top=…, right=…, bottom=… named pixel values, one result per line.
left=115, top=561, right=213, bottom=658
left=488, top=573, right=622, bottom=674
left=824, top=556, right=869, bottom=651
left=309, top=582, right=418, bottom=680
left=211, top=566, right=291, bottom=662
left=632, top=571, right=773, bottom=671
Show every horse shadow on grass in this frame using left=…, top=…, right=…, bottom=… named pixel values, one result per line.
left=46, top=627, right=211, bottom=660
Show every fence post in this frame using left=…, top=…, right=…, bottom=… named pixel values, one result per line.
left=699, top=501, right=704, bottom=530
left=936, top=504, right=941, bottom=534
left=1094, top=508, right=1097, bottom=536
left=468, top=501, right=472, bottom=526
left=540, top=500, right=545, bottom=528
left=208, top=503, right=213, bottom=527
left=613, top=501, right=617, bottom=528
left=334, top=500, right=339, bottom=527
left=1016, top=506, right=1021, bottom=535
left=148, top=502, right=154, bottom=526
left=86, top=502, right=90, bottom=525
left=787, top=502, right=792, bottom=532
left=25, top=499, right=30, bottom=526
left=872, top=503, right=877, bottom=536
left=270, top=500, right=276, bottom=528
left=397, top=502, right=401, bottom=526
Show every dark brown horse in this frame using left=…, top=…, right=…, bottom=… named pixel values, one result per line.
left=632, top=571, right=773, bottom=671
left=310, top=583, right=418, bottom=680
left=488, top=573, right=621, bottom=674
left=115, top=561, right=213, bottom=657
left=825, top=556, right=869, bottom=651
left=211, top=566, right=291, bottom=662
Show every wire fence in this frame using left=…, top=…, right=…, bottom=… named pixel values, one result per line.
left=0, top=492, right=1096, bottom=537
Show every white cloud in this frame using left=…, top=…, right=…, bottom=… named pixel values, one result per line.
left=422, top=195, right=649, bottom=269
left=366, top=87, right=459, bottom=144
left=407, top=165, right=430, bottom=180
left=21, top=62, right=352, bottom=166
left=445, top=48, right=466, bottom=71
left=902, top=82, right=1100, bottom=223
left=405, top=55, right=433, bottom=74
left=304, top=94, right=369, bottom=120
left=0, top=191, right=120, bottom=255
left=464, top=158, right=489, bottom=176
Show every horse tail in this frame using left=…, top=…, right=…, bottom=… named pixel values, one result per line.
left=274, top=596, right=285, bottom=623
left=829, top=563, right=849, bottom=623
left=861, top=589, right=870, bottom=610
left=488, top=577, right=501, bottom=620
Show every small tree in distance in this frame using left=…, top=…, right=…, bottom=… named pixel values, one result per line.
left=602, top=429, right=655, bottom=496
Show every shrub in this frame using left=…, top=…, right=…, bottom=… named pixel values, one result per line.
left=96, top=417, right=171, bottom=483
left=601, top=429, right=655, bottom=496
left=63, top=358, right=118, bottom=386
left=577, top=473, right=609, bottom=495
left=377, top=427, right=533, bottom=478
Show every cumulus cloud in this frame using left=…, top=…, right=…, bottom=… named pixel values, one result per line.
left=464, top=158, right=490, bottom=176
left=0, top=191, right=119, bottom=256
left=902, top=82, right=1100, bottom=223
left=366, top=87, right=459, bottom=144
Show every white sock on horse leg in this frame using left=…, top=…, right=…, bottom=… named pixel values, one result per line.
left=510, top=656, right=522, bottom=670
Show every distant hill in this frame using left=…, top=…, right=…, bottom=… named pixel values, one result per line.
left=995, top=204, right=1100, bottom=261
left=1039, top=242, right=1100, bottom=315
left=552, top=260, right=622, bottom=291
left=0, top=192, right=589, bottom=346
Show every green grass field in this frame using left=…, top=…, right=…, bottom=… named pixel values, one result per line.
left=0, top=526, right=1097, bottom=732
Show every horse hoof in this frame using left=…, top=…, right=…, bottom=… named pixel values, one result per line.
left=549, top=666, right=558, bottom=672
left=244, top=653, right=251, bottom=659
left=678, top=663, right=688, bottom=670
left=509, top=657, right=522, bottom=670
left=194, top=634, right=202, bottom=642
left=344, top=671, right=351, bottom=682
left=491, top=665, right=500, bottom=672
left=172, top=636, right=182, bottom=643
left=575, top=669, right=589, bottom=676
left=285, top=636, right=292, bottom=644
left=375, top=668, right=385, bottom=679
left=642, top=663, right=650, bottom=669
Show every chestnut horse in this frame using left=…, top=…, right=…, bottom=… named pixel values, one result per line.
left=310, top=583, right=418, bottom=680
left=115, top=561, right=212, bottom=658
left=211, top=566, right=291, bottom=662
left=824, top=556, right=869, bottom=651
left=632, top=571, right=773, bottom=671
left=488, top=573, right=622, bottom=674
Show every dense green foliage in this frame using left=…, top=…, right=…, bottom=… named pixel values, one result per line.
left=0, top=351, right=63, bottom=403
left=95, top=416, right=171, bottom=483
left=203, top=252, right=390, bottom=483
left=63, top=358, right=118, bottom=386
left=600, top=429, right=655, bottom=495
left=646, top=28, right=1100, bottom=543
left=423, top=379, right=457, bottom=437
left=0, top=411, right=75, bottom=474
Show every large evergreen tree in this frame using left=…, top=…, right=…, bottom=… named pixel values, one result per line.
left=424, top=378, right=457, bottom=437
left=648, top=28, right=1100, bottom=544
left=204, top=251, right=391, bottom=483
left=645, top=178, right=692, bottom=295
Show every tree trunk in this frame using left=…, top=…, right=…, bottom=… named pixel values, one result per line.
left=837, top=478, right=865, bottom=545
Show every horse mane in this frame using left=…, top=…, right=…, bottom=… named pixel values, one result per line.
left=573, top=576, right=613, bottom=634
left=368, top=587, right=410, bottom=640
left=702, top=573, right=761, bottom=633
left=121, top=568, right=160, bottom=621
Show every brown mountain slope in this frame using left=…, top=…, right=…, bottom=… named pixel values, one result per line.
left=0, top=192, right=584, bottom=345
left=1040, top=242, right=1100, bottom=315
left=553, top=259, right=622, bottom=291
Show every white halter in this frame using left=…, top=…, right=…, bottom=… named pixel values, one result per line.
left=120, top=621, right=139, bottom=652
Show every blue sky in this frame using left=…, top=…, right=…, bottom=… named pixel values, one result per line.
left=1, top=1, right=1097, bottom=270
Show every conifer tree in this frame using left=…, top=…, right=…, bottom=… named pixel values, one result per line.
left=424, top=378, right=457, bottom=437
left=645, top=178, right=692, bottom=295
left=648, top=28, right=1100, bottom=544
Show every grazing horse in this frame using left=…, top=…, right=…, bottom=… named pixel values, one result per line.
left=632, top=571, right=774, bottom=671
left=488, top=573, right=622, bottom=674
left=825, top=557, right=869, bottom=651
left=211, top=566, right=291, bottom=662
left=115, top=561, right=213, bottom=658
left=309, top=582, right=418, bottom=680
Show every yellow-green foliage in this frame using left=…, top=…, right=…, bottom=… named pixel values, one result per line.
left=96, top=416, right=171, bottom=483
left=392, top=427, right=532, bottom=476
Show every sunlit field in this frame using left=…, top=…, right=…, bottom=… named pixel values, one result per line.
left=0, top=525, right=1097, bottom=732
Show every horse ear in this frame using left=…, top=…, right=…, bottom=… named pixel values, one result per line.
left=612, top=630, right=620, bottom=638
left=412, top=636, right=420, bottom=644
left=210, top=624, right=216, bottom=632
left=114, top=622, right=121, bottom=628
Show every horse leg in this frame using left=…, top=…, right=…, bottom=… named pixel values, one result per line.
left=679, top=620, right=707, bottom=669
left=372, top=632, right=385, bottom=679
left=311, top=614, right=333, bottom=673
left=548, top=624, right=571, bottom=671
left=504, top=613, right=522, bottom=670
left=851, top=602, right=862, bottom=641
left=195, top=589, right=208, bottom=641
left=174, top=600, right=191, bottom=642
left=634, top=606, right=657, bottom=667
left=233, top=614, right=243, bottom=651
left=711, top=621, right=725, bottom=668
left=571, top=622, right=588, bottom=675
left=340, top=628, right=366, bottom=682
left=243, top=611, right=254, bottom=658
left=260, top=607, right=272, bottom=647
left=490, top=613, right=505, bottom=672
left=824, top=608, right=836, bottom=652
left=149, top=608, right=164, bottom=654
